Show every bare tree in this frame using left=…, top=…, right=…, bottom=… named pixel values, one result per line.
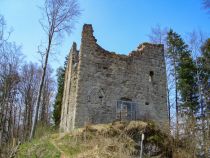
left=0, top=41, right=22, bottom=156
left=30, top=0, right=81, bottom=139
left=186, top=30, right=206, bottom=58
left=0, top=15, right=5, bottom=47
left=202, top=0, right=210, bottom=14
left=148, top=24, right=168, bottom=44
left=39, top=66, right=55, bottom=125
left=185, top=30, right=209, bottom=156
left=0, top=15, right=22, bottom=157
left=0, top=15, right=12, bottom=49
left=0, top=14, right=56, bottom=156
left=19, top=63, right=40, bottom=140
left=186, top=30, right=207, bottom=116
left=0, top=15, right=7, bottom=48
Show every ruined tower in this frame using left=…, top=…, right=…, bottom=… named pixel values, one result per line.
left=60, top=24, right=168, bottom=132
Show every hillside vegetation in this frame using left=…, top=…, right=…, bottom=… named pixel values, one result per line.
left=17, top=121, right=193, bottom=158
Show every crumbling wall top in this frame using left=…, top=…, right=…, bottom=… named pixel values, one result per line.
left=81, top=24, right=164, bottom=60
left=82, top=24, right=97, bottom=43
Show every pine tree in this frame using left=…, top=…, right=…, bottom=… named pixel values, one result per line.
left=53, top=56, right=68, bottom=127
left=177, top=46, right=198, bottom=115
left=167, top=30, right=199, bottom=138
left=167, top=29, right=185, bottom=136
left=199, top=38, right=210, bottom=113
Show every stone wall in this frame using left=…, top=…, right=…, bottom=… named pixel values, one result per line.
left=60, top=24, right=168, bottom=132
left=60, top=42, right=79, bottom=132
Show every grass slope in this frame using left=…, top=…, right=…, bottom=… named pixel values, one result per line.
left=17, top=121, right=192, bottom=158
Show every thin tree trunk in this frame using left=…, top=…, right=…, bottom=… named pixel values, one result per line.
left=28, top=102, right=32, bottom=138
left=30, top=34, right=52, bottom=140
left=0, top=92, right=7, bottom=146
left=17, top=105, right=21, bottom=141
left=0, top=101, right=5, bottom=147
left=167, top=88, right=171, bottom=128
left=40, top=79, right=47, bottom=124
left=8, top=102, right=14, bottom=142
left=173, top=56, right=179, bottom=138
left=2, top=101, right=9, bottom=144
left=175, top=77, right=179, bottom=138
left=23, top=100, right=28, bottom=139
left=13, top=106, right=16, bottom=139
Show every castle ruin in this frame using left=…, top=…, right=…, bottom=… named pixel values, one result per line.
left=60, top=24, right=168, bottom=132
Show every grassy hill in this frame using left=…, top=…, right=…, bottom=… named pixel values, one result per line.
left=17, top=121, right=192, bottom=158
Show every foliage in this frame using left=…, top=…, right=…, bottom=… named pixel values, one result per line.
left=167, top=29, right=199, bottom=114
left=53, top=55, right=68, bottom=127
left=18, top=124, right=59, bottom=157
left=17, top=121, right=194, bottom=158
left=199, top=38, right=210, bottom=113
left=17, top=139, right=61, bottom=158
left=177, top=47, right=198, bottom=113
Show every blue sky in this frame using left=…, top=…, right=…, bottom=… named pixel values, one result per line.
left=0, top=0, right=210, bottom=70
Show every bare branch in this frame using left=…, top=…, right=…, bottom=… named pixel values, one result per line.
left=202, top=0, right=210, bottom=14
left=148, top=24, right=168, bottom=44
left=30, top=0, right=81, bottom=139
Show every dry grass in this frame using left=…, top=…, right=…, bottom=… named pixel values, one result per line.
left=17, top=121, right=194, bottom=158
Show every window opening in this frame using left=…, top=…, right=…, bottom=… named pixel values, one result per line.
left=149, top=71, right=154, bottom=82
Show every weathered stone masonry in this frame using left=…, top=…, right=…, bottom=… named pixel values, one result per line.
left=60, top=24, right=168, bottom=132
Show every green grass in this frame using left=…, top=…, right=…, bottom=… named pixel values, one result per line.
left=56, top=134, right=89, bottom=157
left=17, top=138, right=61, bottom=158
left=17, top=121, right=192, bottom=158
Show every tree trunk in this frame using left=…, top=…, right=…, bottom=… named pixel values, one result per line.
left=30, top=34, right=52, bottom=140
left=17, top=106, right=21, bottom=141
left=173, top=57, right=179, bottom=138
left=167, top=88, right=171, bottom=128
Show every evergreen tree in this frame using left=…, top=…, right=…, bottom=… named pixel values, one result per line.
left=197, top=38, right=210, bottom=157
left=167, top=30, right=199, bottom=137
left=53, top=56, right=68, bottom=127
left=167, top=29, right=185, bottom=134
left=198, top=38, right=210, bottom=116
left=177, top=46, right=198, bottom=114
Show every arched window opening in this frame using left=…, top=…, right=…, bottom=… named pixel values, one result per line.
left=120, top=97, right=132, bottom=101
left=149, top=71, right=154, bottom=82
